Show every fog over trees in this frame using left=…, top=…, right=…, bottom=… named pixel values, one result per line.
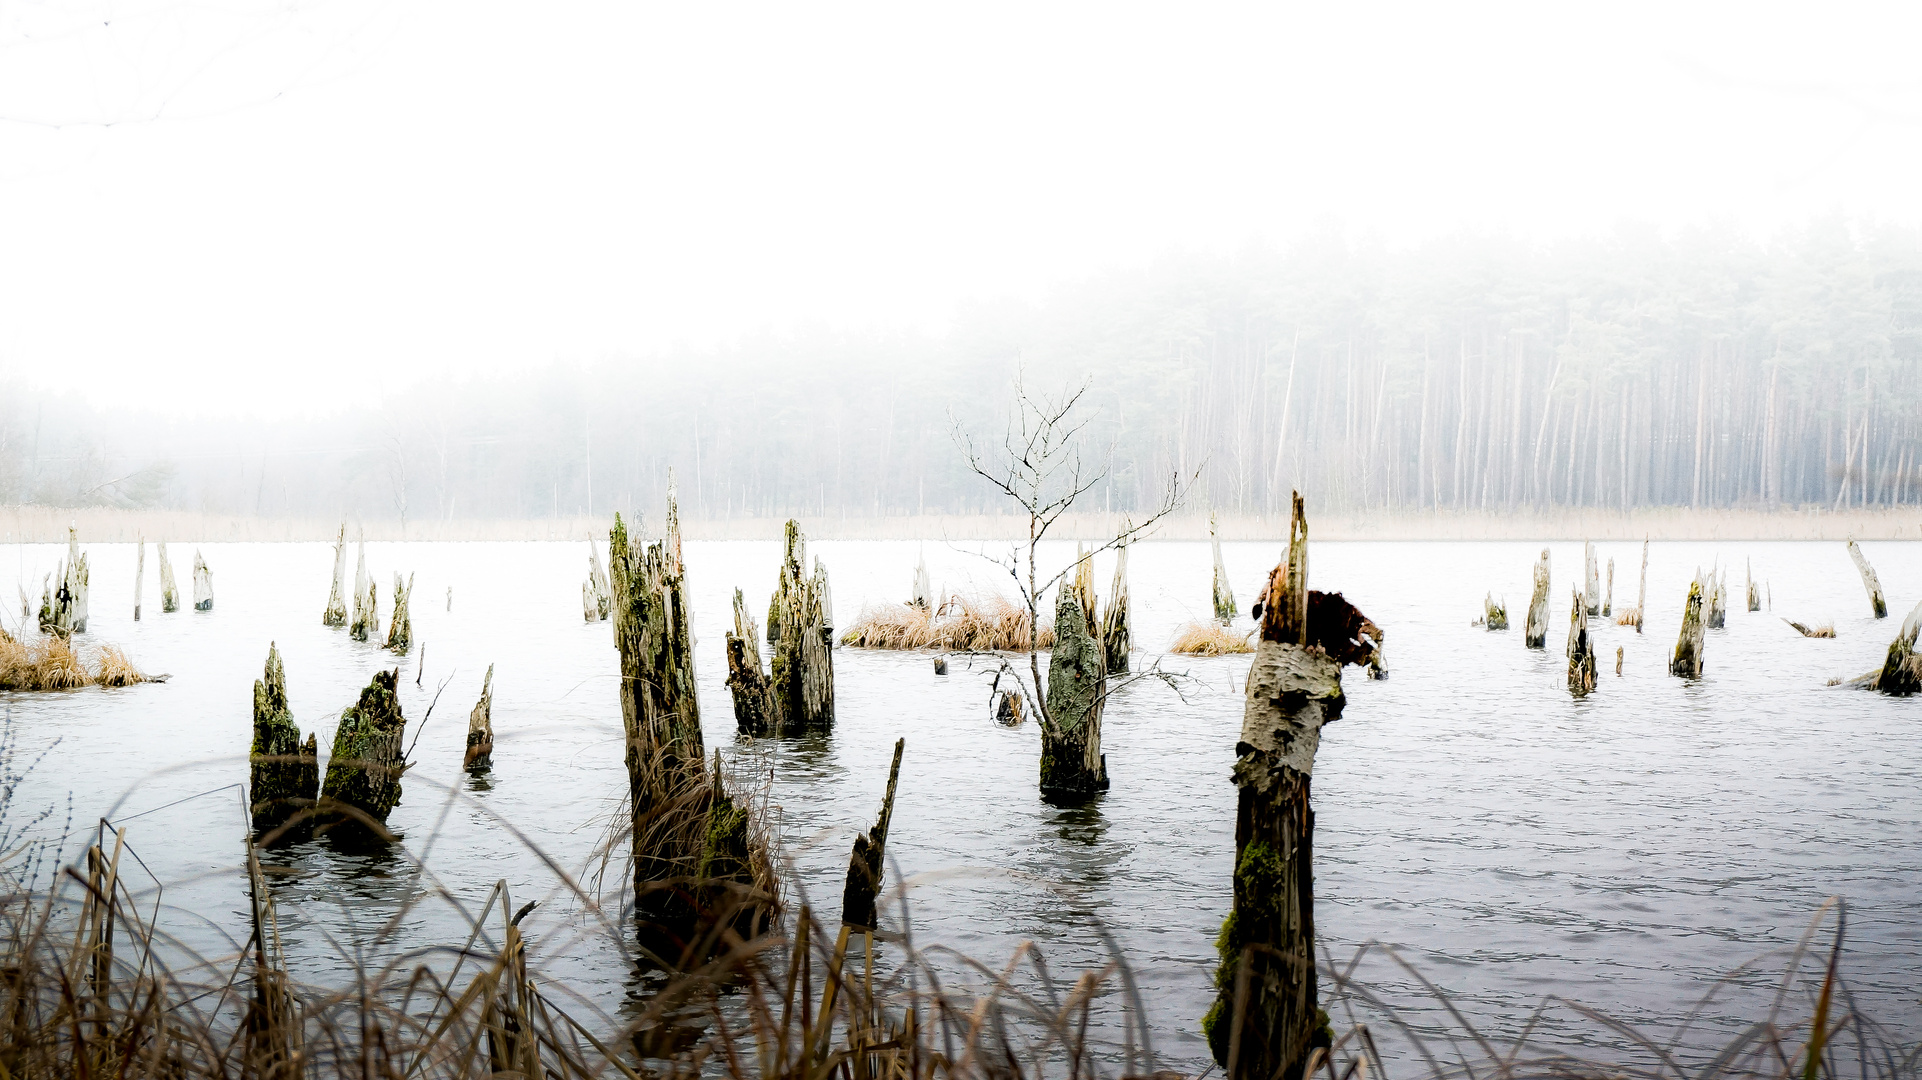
left=4, top=220, right=1919, bottom=525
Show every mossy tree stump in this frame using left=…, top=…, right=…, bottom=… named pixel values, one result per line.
left=1670, top=577, right=1706, bottom=678
left=1567, top=589, right=1595, bottom=697
left=1524, top=549, right=1551, bottom=648
left=465, top=665, right=495, bottom=772
left=1205, top=493, right=1381, bottom=1080
left=318, top=669, right=409, bottom=842
left=1040, top=553, right=1107, bottom=798
left=249, top=643, right=319, bottom=838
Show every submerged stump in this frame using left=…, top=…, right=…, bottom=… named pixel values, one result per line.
left=465, top=665, right=496, bottom=772
left=192, top=551, right=214, bottom=611
left=1040, top=555, right=1107, bottom=798
left=323, top=525, right=349, bottom=627
left=1707, top=568, right=1728, bottom=629
left=158, top=540, right=180, bottom=614
left=995, top=688, right=1024, bottom=726
left=769, top=528, right=835, bottom=734
left=1875, top=601, right=1922, bottom=695
left=134, top=536, right=146, bottom=621
left=1483, top=593, right=1507, bottom=631
left=724, top=588, right=776, bottom=736
left=1524, top=549, right=1551, bottom=648
left=1746, top=560, right=1762, bottom=613
left=1604, top=557, right=1615, bottom=618
left=318, top=669, right=409, bottom=842
left=1670, top=576, right=1706, bottom=679
left=1583, top=542, right=1601, bottom=616
left=385, top=573, right=414, bottom=653
left=1567, top=588, right=1595, bottom=696
left=1847, top=539, right=1887, bottom=619
left=1205, top=492, right=1381, bottom=1080
left=1103, top=536, right=1132, bottom=675
left=1211, top=513, right=1237, bottom=624
left=249, top=643, right=320, bottom=839
left=350, top=533, right=376, bottom=640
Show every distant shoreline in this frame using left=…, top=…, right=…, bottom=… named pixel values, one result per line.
left=3, top=504, right=1916, bottom=544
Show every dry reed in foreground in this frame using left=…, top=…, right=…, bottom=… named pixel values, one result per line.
left=839, top=596, right=1055, bottom=652
left=0, top=631, right=157, bottom=690
left=1168, top=620, right=1253, bottom=655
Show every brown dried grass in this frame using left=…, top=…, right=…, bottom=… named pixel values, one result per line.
left=1785, top=619, right=1837, bottom=639
left=1169, top=620, right=1254, bottom=655
left=839, top=595, right=1055, bottom=652
left=0, top=633, right=153, bottom=690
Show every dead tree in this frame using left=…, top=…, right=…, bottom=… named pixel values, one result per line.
left=1212, top=513, right=1238, bottom=624
left=911, top=550, right=931, bottom=611
left=249, top=643, right=319, bottom=839
left=1604, top=557, right=1615, bottom=617
left=766, top=520, right=805, bottom=645
left=158, top=540, right=179, bottom=614
left=724, top=588, right=776, bottom=735
left=318, top=669, right=409, bottom=842
left=350, top=533, right=377, bottom=641
left=1671, top=575, right=1706, bottom=678
left=1567, top=588, right=1595, bottom=696
left=588, top=542, right=612, bottom=619
left=1524, top=549, right=1551, bottom=648
left=1847, top=539, right=1887, bottom=619
left=1041, top=550, right=1107, bottom=797
left=1707, top=568, right=1728, bottom=629
left=1205, top=492, right=1381, bottom=1079
left=1483, top=593, right=1508, bottom=630
left=1103, top=534, right=1132, bottom=674
left=192, top=550, right=214, bottom=611
left=760, top=522, right=836, bottom=734
left=1583, top=541, right=1600, bottom=616
left=1746, top=559, right=1762, bottom=612
left=385, top=572, right=414, bottom=653
left=323, top=525, right=349, bottom=626
left=465, top=665, right=495, bottom=772
left=134, top=536, right=145, bottom=621
left=1875, top=601, right=1922, bottom=695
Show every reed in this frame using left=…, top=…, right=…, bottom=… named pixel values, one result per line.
left=1785, top=619, right=1837, bottom=639
left=1169, top=620, right=1254, bottom=655
left=839, top=596, right=1055, bottom=652
left=0, top=632, right=153, bottom=691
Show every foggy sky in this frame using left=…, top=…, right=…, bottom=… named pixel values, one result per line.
left=2, top=0, right=1919, bottom=418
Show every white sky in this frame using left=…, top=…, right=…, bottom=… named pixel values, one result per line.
left=1, top=0, right=1919, bottom=417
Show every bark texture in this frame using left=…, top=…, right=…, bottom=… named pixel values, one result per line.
left=1103, top=537, right=1132, bottom=674
left=158, top=541, right=179, bottom=614
left=192, top=551, right=214, bottom=611
left=323, top=525, right=349, bottom=627
left=249, top=643, right=319, bottom=836
left=1671, top=577, right=1706, bottom=678
left=318, top=669, right=409, bottom=840
left=1848, top=539, right=1887, bottom=619
left=1040, top=558, right=1107, bottom=798
left=1524, top=549, right=1551, bottom=648
left=1567, top=589, right=1595, bottom=696
left=465, top=664, right=495, bottom=772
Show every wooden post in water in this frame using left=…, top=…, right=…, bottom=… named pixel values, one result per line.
left=192, top=550, right=214, bottom=611
left=465, top=665, right=495, bottom=772
left=158, top=540, right=179, bottom=614
left=1583, top=542, right=1600, bottom=616
left=1847, top=539, right=1887, bottom=619
left=1524, top=549, right=1551, bottom=648
left=249, top=643, right=319, bottom=839
left=323, top=525, right=349, bottom=627
left=318, top=669, right=408, bottom=841
left=1670, top=575, right=1706, bottom=678
left=1567, top=588, right=1595, bottom=696
left=1205, top=492, right=1381, bottom=1080
left=1211, top=513, right=1238, bottom=624
left=1040, top=548, right=1107, bottom=797
left=1103, top=532, right=1132, bottom=674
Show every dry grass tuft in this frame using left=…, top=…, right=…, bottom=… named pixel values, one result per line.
left=840, top=596, right=1055, bottom=652
left=0, top=633, right=155, bottom=690
left=1785, top=619, right=1837, bottom=639
left=1169, top=621, right=1254, bottom=655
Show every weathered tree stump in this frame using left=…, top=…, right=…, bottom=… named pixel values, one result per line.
left=767, top=520, right=805, bottom=644
left=134, top=536, right=145, bottom=621
left=588, top=542, right=612, bottom=620
left=1567, top=589, right=1595, bottom=696
left=1620, top=537, right=1649, bottom=632
left=192, top=550, right=214, bottom=611
left=323, top=525, right=349, bottom=627
left=1746, top=560, right=1761, bottom=613
left=1615, top=646, right=1623, bottom=675
left=1583, top=542, right=1601, bottom=616
left=1670, top=576, right=1706, bottom=678
left=385, top=572, right=414, bottom=653
left=841, top=738, right=904, bottom=935
left=350, top=533, right=375, bottom=640
left=768, top=527, right=835, bottom=733
left=1524, top=549, right=1551, bottom=648
left=1204, top=492, right=1381, bottom=1079
left=318, top=669, right=409, bottom=841
left=1875, top=601, right=1922, bottom=695
left=465, top=664, right=495, bottom=772
left=158, top=540, right=179, bottom=614
left=933, top=656, right=948, bottom=675
left=911, top=550, right=931, bottom=611
left=1483, top=593, right=1508, bottom=630
left=249, top=643, right=320, bottom=839
left=582, top=580, right=600, bottom=623
left=1707, top=569, right=1728, bottom=629
left=1040, top=553, right=1107, bottom=798
left=1848, top=539, right=1887, bottom=619
left=1103, top=536, right=1132, bottom=674
left=995, top=688, right=1024, bottom=726
left=1211, top=513, right=1238, bottom=624
left=724, top=588, right=776, bottom=736
left=1604, top=557, right=1615, bottom=617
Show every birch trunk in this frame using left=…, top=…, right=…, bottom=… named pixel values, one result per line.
left=1847, top=539, right=1888, bottom=619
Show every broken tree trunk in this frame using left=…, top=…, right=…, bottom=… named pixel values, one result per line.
left=995, top=688, right=1024, bottom=725
left=1211, top=513, right=1238, bottom=624
left=767, top=520, right=805, bottom=644
left=63, top=527, right=89, bottom=634
left=1583, top=542, right=1600, bottom=616
left=1604, top=558, right=1615, bottom=618
left=318, top=668, right=409, bottom=842
left=769, top=530, right=835, bottom=733
left=350, top=533, right=374, bottom=639
left=323, top=525, right=349, bottom=627
left=158, top=541, right=179, bottom=614
left=250, top=643, right=319, bottom=839
left=820, top=739, right=907, bottom=1031
left=465, top=665, right=495, bottom=772
left=1103, top=535, right=1132, bottom=675
left=724, top=588, right=777, bottom=736
left=1670, top=576, right=1706, bottom=679
left=134, top=536, right=145, bottom=621
left=911, top=550, right=931, bottom=611
left=1205, top=492, right=1381, bottom=1079
left=192, top=551, right=213, bottom=611
left=1875, top=600, right=1922, bottom=695
left=385, top=572, right=413, bottom=653
left=1747, top=560, right=1762, bottom=613
left=1483, top=593, right=1508, bottom=630
left=582, top=579, right=599, bottom=623
left=1847, top=539, right=1887, bottom=619
left=1040, top=555, right=1107, bottom=798
left=589, top=542, right=612, bottom=620
left=1524, top=549, right=1551, bottom=649
left=1567, top=589, right=1595, bottom=696
left=1707, top=569, right=1728, bottom=629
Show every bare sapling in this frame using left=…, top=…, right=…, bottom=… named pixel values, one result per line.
left=1525, top=549, right=1551, bottom=648
left=249, top=643, right=319, bottom=840
left=1204, top=492, right=1382, bottom=1079
left=1211, top=512, right=1238, bottom=624
left=1567, top=588, right=1595, bottom=696
left=1671, top=573, right=1707, bottom=678
left=465, top=664, right=495, bottom=771
left=157, top=539, right=179, bottom=613
left=1846, top=539, right=1887, bottom=619
left=1584, top=541, right=1600, bottom=616
left=323, top=524, right=349, bottom=626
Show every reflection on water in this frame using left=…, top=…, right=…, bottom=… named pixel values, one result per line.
left=3, top=535, right=1920, bottom=1068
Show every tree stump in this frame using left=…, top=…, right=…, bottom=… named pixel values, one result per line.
left=767, top=520, right=806, bottom=644
left=995, top=688, right=1024, bottom=726
left=385, top=572, right=414, bottom=653
left=158, top=540, right=179, bottom=614
left=1707, top=569, right=1728, bottom=629
left=134, top=536, right=145, bottom=621
left=911, top=550, right=931, bottom=611
left=588, top=542, right=612, bottom=620
left=1483, top=592, right=1508, bottom=630
left=1604, top=557, right=1615, bottom=617
left=249, top=643, right=319, bottom=838
left=1041, top=556, right=1108, bottom=798
left=724, top=588, right=776, bottom=736
left=1205, top=492, right=1381, bottom=1080
left=1567, top=588, right=1595, bottom=696
left=1524, top=549, right=1551, bottom=648
left=1211, top=513, right=1238, bottom=624
left=323, top=525, right=349, bottom=626
left=318, top=669, right=409, bottom=841
left=1583, top=541, right=1600, bottom=616
left=350, top=533, right=375, bottom=640
left=1746, top=559, right=1761, bottom=613
left=1670, top=577, right=1706, bottom=678
left=465, top=664, right=495, bottom=772
left=1847, top=539, right=1887, bottom=619
left=1103, top=536, right=1132, bottom=674
left=768, top=532, right=834, bottom=733
left=192, top=551, right=214, bottom=611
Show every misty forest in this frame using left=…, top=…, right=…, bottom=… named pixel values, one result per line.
left=6, top=221, right=1921, bottom=524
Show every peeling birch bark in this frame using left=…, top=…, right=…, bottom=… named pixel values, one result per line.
left=318, top=668, right=409, bottom=842
left=1205, top=492, right=1380, bottom=1080
left=158, top=541, right=179, bottom=614
left=724, top=588, right=776, bottom=736
left=385, top=573, right=413, bottom=653
left=1567, top=589, right=1595, bottom=696
left=1583, top=542, right=1600, bottom=615
left=1211, top=513, right=1238, bottom=624
left=323, top=526, right=349, bottom=626
left=134, top=536, right=145, bottom=622
left=464, top=665, right=495, bottom=772
left=1524, top=549, right=1551, bottom=648
left=1040, top=553, right=1106, bottom=798
left=192, top=551, right=214, bottom=611
left=1671, top=576, right=1706, bottom=678
left=1103, top=535, right=1132, bottom=674
left=1848, top=539, right=1887, bottom=619
left=249, top=643, right=319, bottom=838
left=1483, top=593, right=1508, bottom=630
